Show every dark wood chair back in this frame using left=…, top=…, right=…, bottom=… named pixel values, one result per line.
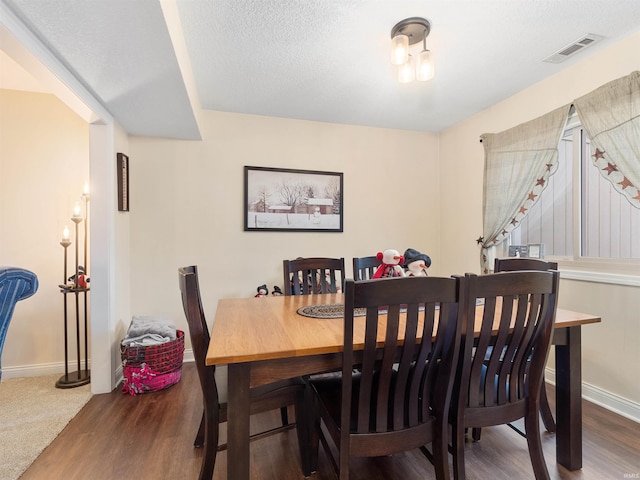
left=178, top=266, right=220, bottom=480
left=494, top=257, right=558, bottom=272
left=493, top=255, right=559, bottom=435
left=451, top=270, right=560, bottom=480
left=179, top=266, right=312, bottom=479
left=283, top=257, right=345, bottom=295
left=310, top=276, right=465, bottom=479
left=352, top=255, right=382, bottom=281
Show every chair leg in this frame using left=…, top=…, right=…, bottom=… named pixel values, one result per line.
left=309, top=387, right=322, bottom=475
left=539, top=378, right=556, bottom=433
left=199, top=406, right=219, bottom=480
left=194, top=410, right=205, bottom=447
left=431, top=418, right=450, bottom=480
left=295, top=384, right=316, bottom=477
left=524, top=402, right=551, bottom=480
left=339, top=448, right=350, bottom=480
left=452, top=422, right=467, bottom=480
left=471, top=427, right=481, bottom=441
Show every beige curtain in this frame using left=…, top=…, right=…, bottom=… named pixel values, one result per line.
left=479, top=105, right=571, bottom=273
left=574, top=71, right=640, bottom=209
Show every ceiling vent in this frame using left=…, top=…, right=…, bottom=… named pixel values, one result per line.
left=543, top=34, right=604, bottom=64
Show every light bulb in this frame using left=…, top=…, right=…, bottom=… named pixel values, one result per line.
left=416, top=49, right=435, bottom=81
left=398, top=55, right=415, bottom=83
left=390, top=34, right=409, bottom=65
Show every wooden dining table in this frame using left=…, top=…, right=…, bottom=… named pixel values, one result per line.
left=206, top=293, right=601, bottom=480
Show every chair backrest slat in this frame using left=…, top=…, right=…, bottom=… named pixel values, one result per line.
left=352, top=256, right=382, bottom=281
left=283, top=257, right=345, bottom=295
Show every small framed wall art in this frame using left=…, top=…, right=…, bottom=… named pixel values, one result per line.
left=117, top=153, right=129, bottom=212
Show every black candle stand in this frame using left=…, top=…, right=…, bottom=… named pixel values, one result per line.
left=56, top=192, right=90, bottom=389
left=56, top=284, right=90, bottom=388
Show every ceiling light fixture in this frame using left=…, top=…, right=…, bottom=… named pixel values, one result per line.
left=390, top=17, right=434, bottom=83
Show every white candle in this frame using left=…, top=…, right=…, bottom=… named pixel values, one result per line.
left=72, top=202, right=82, bottom=218
left=83, top=181, right=90, bottom=195
left=62, top=226, right=70, bottom=241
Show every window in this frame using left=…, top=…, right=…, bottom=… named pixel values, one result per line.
left=511, top=116, right=640, bottom=261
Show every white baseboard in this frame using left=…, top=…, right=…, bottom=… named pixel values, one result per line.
left=1, top=350, right=195, bottom=384
left=545, top=368, right=640, bottom=424
left=1, top=361, right=88, bottom=379
left=183, top=349, right=194, bottom=363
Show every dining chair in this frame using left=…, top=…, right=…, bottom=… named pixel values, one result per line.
left=309, top=276, right=465, bottom=480
left=451, top=270, right=560, bottom=480
left=178, top=266, right=313, bottom=480
left=352, top=255, right=382, bottom=281
left=283, top=257, right=345, bottom=295
left=492, top=256, right=558, bottom=434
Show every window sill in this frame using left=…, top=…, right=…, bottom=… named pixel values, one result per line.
left=555, top=259, right=640, bottom=287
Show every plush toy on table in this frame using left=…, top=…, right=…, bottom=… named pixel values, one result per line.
left=271, top=285, right=283, bottom=296
left=372, top=249, right=406, bottom=278
left=403, top=248, right=431, bottom=276
left=255, top=284, right=268, bottom=297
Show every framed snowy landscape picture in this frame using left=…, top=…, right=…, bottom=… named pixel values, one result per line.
left=244, top=166, right=343, bottom=232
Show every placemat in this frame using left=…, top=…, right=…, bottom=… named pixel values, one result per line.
left=297, top=299, right=482, bottom=319
left=297, top=303, right=361, bottom=318
left=297, top=304, right=415, bottom=318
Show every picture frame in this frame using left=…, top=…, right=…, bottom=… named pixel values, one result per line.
left=244, top=166, right=343, bottom=232
left=508, top=245, right=529, bottom=257
left=527, top=243, right=545, bottom=259
left=117, top=153, right=129, bottom=212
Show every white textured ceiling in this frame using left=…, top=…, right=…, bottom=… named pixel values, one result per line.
left=2, top=0, right=640, bottom=140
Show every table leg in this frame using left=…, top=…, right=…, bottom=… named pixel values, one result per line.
left=554, top=325, right=582, bottom=470
left=227, top=363, right=251, bottom=480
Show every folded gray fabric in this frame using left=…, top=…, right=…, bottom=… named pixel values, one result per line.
left=125, top=315, right=176, bottom=343
left=121, top=333, right=170, bottom=347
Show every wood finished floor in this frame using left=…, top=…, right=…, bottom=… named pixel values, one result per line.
left=21, top=363, right=640, bottom=480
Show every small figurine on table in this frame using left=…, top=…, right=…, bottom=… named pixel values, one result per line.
left=255, top=284, right=268, bottom=297
left=271, top=285, right=283, bottom=296
left=403, top=248, right=431, bottom=276
left=372, top=249, right=406, bottom=278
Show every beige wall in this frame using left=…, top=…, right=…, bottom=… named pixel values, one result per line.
left=1, top=89, right=89, bottom=372
left=439, top=31, right=640, bottom=411
left=129, top=111, right=440, bottom=331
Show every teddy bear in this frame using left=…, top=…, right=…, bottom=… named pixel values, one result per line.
left=372, top=249, right=406, bottom=278
left=403, top=248, right=431, bottom=276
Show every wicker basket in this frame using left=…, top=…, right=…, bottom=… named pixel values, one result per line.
left=121, top=330, right=184, bottom=396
